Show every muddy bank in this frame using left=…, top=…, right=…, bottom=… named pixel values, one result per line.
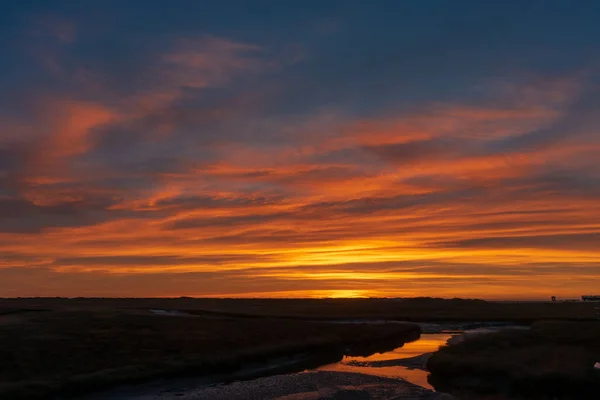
left=79, top=324, right=421, bottom=400
left=94, top=332, right=457, bottom=399
left=177, top=371, right=453, bottom=400
left=78, top=322, right=520, bottom=399
left=88, top=371, right=453, bottom=400
left=346, top=353, right=432, bottom=369
left=0, top=309, right=422, bottom=400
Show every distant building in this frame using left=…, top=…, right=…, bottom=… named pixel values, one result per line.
left=582, top=295, right=600, bottom=302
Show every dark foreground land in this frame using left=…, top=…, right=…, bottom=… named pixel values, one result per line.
left=428, top=321, right=600, bottom=399
left=0, top=297, right=597, bottom=399
left=1, top=296, right=596, bottom=321
left=0, top=301, right=420, bottom=399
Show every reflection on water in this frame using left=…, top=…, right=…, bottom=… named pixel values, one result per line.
left=316, top=333, right=454, bottom=390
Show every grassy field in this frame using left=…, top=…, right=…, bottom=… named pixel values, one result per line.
left=1, top=297, right=596, bottom=322
left=1, top=297, right=596, bottom=399
left=0, top=306, right=419, bottom=399
left=427, top=321, right=600, bottom=399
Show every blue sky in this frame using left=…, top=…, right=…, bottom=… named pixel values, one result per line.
left=1, top=1, right=599, bottom=298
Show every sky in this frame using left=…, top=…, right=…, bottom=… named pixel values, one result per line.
left=1, top=1, right=600, bottom=299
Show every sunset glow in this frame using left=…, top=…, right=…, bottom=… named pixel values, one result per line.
left=1, top=2, right=599, bottom=299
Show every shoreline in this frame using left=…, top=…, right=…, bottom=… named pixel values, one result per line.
left=80, top=322, right=515, bottom=399
left=1, top=322, right=421, bottom=400
left=82, top=324, right=486, bottom=400
left=80, top=327, right=422, bottom=399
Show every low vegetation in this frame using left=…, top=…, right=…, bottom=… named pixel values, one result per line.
left=1, top=297, right=596, bottom=399
left=427, top=321, right=600, bottom=399
left=1, top=297, right=596, bottom=322
left=0, top=307, right=419, bottom=399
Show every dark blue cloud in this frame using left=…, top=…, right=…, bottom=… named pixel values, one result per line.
left=1, top=0, right=600, bottom=298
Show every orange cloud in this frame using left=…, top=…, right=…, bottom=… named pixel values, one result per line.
left=2, top=40, right=599, bottom=300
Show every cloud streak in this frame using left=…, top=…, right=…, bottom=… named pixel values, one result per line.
left=1, top=2, right=600, bottom=299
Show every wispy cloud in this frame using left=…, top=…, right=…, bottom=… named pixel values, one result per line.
left=1, top=2, right=600, bottom=299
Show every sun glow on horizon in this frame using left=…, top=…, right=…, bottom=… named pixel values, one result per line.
left=1, top=2, right=600, bottom=299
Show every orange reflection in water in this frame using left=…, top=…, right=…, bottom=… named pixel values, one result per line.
left=317, top=333, right=454, bottom=390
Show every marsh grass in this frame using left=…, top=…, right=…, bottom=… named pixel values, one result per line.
left=1, top=297, right=596, bottom=399
left=427, top=321, right=600, bottom=399
left=1, top=297, right=596, bottom=321
left=0, top=308, right=419, bottom=399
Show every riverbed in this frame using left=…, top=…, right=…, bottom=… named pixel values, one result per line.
left=84, top=331, right=455, bottom=400
left=317, top=333, right=454, bottom=390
